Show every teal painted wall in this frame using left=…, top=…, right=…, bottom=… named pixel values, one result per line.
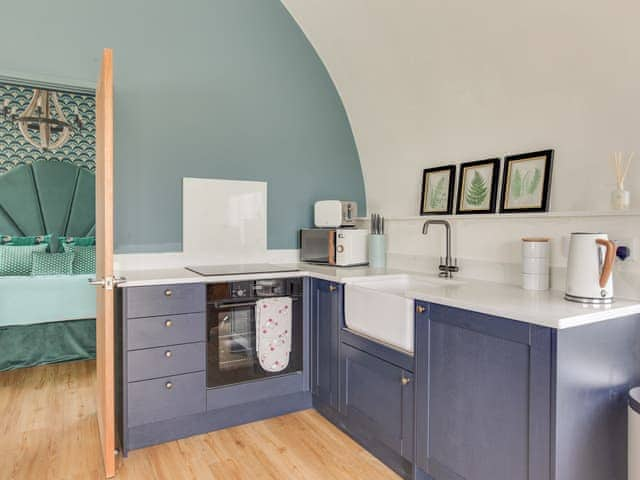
left=0, top=1, right=365, bottom=252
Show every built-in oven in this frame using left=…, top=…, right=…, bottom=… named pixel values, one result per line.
left=206, top=278, right=303, bottom=389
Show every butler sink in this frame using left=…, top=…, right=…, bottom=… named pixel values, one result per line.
left=344, top=274, right=465, bottom=353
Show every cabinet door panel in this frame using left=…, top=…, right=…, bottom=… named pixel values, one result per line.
left=429, top=320, right=529, bottom=480
left=341, top=343, right=412, bottom=457
left=126, top=284, right=205, bottom=318
left=127, top=312, right=205, bottom=350
left=127, top=371, right=205, bottom=427
left=415, top=302, right=552, bottom=480
left=311, top=279, right=341, bottom=410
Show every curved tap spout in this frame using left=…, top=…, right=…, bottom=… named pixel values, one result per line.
left=422, top=219, right=449, bottom=235
left=422, top=219, right=458, bottom=278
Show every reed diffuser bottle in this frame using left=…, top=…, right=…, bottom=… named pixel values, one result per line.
left=611, top=152, right=633, bottom=210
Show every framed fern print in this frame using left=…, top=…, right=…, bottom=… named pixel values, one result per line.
left=456, top=158, right=500, bottom=214
left=420, top=165, right=456, bottom=215
left=500, top=150, right=553, bottom=213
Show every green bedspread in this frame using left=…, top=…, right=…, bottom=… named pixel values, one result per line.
left=0, top=319, right=95, bottom=371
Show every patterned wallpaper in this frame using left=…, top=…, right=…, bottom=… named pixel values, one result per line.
left=0, top=83, right=95, bottom=174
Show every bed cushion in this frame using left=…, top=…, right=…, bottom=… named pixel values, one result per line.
left=58, top=236, right=96, bottom=247
left=31, top=252, right=75, bottom=276
left=1, top=234, right=52, bottom=248
left=62, top=244, right=96, bottom=274
left=0, top=244, right=48, bottom=276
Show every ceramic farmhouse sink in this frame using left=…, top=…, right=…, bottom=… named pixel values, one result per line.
left=344, top=274, right=465, bottom=353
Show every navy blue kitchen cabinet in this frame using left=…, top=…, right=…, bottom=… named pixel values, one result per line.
left=340, top=343, right=414, bottom=472
left=310, top=279, right=342, bottom=415
left=414, top=302, right=552, bottom=480
left=117, top=280, right=311, bottom=454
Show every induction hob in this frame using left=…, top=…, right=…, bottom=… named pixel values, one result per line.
left=185, top=263, right=300, bottom=276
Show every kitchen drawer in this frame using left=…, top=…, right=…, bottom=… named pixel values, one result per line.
left=128, top=371, right=205, bottom=427
left=127, top=342, right=205, bottom=382
left=126, top=283, right=205, bottom=318
left=127, top=312, right=205, bottom=350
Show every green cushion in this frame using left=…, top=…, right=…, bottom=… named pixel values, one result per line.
left=0, top=244, right=48, bottom=276
left=58, top=236, right=96, bottom=247
left=31, top=252, right=75, bottom=276
left=1, top=234, right=52, bottom=247
left=62, top=244, right=96, bottom=274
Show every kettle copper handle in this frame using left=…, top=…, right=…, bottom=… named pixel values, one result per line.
left=596, top=239, right=616, bottom=288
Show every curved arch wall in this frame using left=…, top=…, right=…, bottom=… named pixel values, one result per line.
left=282, top=0, right=640, bottom=216
left=0, top=1, right=366, bottom=252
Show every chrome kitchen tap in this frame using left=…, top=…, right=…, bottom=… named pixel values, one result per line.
left=422, top=219, right=459, bottom=278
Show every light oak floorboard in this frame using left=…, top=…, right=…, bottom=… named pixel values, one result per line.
left=1, top=361, right=400, bottom=480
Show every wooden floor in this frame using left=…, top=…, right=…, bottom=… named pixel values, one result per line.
left=0, top=361, right=400, bottom=480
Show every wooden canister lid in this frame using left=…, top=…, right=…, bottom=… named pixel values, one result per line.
left=522, top=237, right=550, bottom=242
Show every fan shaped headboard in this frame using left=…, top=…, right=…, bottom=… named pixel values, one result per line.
left=0, top=160, right=95, bottom=242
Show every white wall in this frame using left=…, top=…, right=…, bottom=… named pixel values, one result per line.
left=282, top=0, right=640, bottom=297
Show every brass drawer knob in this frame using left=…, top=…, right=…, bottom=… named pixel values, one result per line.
left=401, top=376, right=411, bottom=386
left=416, top=305, right=426, bottom=314
left=164, top=350, right=173, bottom=358
left=165, top=381, right=173, bottom=390
left=164, top=289, right=173, bottom=297
left=329, top=285, right=337, bottom=292
left=164, top=319, right=173, bottom=328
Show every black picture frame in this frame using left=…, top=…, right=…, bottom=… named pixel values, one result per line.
left=420, top=165, right=456, bottom=215
left=500, top=149, right=554, bottom=213
left=455, top=158, right=500, bottom=214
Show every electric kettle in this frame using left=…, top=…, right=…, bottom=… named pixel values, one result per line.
left=565, top=233, right=616, bottom=304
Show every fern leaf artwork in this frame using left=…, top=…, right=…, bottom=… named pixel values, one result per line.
left=429, top=176, right=446, bottom=209
left=465, top=171, right=488, bottom=206
left=527, top=168, right=541, bottom=195
left=511, top=169, right=523, bottom=198
left=503, top=151, right=552, bottom=211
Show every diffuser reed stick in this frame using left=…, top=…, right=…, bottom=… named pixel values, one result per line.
left=612, top=151, right=634, bottom=190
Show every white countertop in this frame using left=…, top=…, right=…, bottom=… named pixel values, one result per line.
left=116, top=263, right=640, bottom=330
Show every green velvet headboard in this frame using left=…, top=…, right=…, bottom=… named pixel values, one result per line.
left=0, top=161, right=95, bottom=244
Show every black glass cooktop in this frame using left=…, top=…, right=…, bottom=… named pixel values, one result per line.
left=185, top=264, right=300, bottom=276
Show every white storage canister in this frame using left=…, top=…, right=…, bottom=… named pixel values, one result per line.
left=521, top=238, right=550, bottom=291
left=630, top=387, right=640, bottom=479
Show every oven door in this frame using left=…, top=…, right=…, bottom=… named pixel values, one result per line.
left=207, top=297, right=303, bottom=388
left=207, top=300, right=259, bottom=388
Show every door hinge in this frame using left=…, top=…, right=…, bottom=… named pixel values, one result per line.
left=88, top=275, right=126, bottom=290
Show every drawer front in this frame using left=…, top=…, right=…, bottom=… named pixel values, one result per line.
left=127, top=342, right=205, bottom=382
left=126, top=283, right=205, bottom=318
left=128, top=371, right=205, bottom=427
left=127, top=312, right=205, bottom=350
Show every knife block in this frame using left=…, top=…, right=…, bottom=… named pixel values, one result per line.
left=368, top=234, right=386, bottom=269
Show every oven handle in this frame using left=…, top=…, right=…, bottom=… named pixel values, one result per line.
left=213, top=300, right=258, bottom=309
left=212, top=296, right=303, bottom=309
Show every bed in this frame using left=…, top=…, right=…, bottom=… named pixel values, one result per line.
left=0, top=160, right=97, bottom=371
left=0, top=275, right=96, bottom=370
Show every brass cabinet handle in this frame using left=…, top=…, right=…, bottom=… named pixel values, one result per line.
left=329, top=285, right=337, bottom=292
left=416, top=305, right=426, bottom=314
left=164, top=350, right=173, bottom=358
left=164, top=289, right=173, bottom=297
left=401, top=376, right=411, bottom=386
left=164, top=319, right=173, bottom=328
left=165, top=381, right=173, bottom=390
